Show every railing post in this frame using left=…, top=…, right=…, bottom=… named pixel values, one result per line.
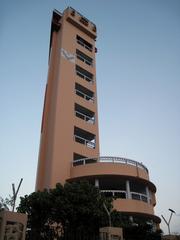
left=146, top=186, right=150, bottom=204
left=95, top=179, right=99, bottom=188
left=126, top=180, right=131, bottom=199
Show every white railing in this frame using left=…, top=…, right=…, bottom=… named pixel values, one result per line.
left=75, top=110, right=95, bottom=124
left=77, top=54, right=93, bottom=66
left=101, top=190, right=127, bottom=198
left=72, top=156, right=148, bottom=173
left=100, top=190, right=148, bottom=203
left=131, top=192, right=148, bottom=203
left=75, top=89, right=94, bottom=102
left=77, top=39, right=92, bottom=52
left=74, top=135, right=95, bottom=149
left=76, top=70, right=93, bottom=83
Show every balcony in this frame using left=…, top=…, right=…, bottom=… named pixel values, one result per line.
left=101, top=190, right=127, bottom=199
left=75, top=83, right=94, bottom=103
left=74, top=127, right=96, bottom=149
left=98, top=176, right=149, bottom=203
left=66, top=7, right=97, bottom=39
left=76, top=35, right=93, bottom=52
left=76, top=49, right=93, bottom=66
left=73, top=153, right=87, bottom=163
left=76, top=65, right=94, bottom=83
left=75, top=103, right=95, bottom=124
left=101, top=190, right=148, bottom=203
left=131, top=192, right=148, bottom=202
left=72, top=156, right=148, bottom=173
left=70, top=156, right=154, bottom=187
left=79, top=16, right=89, bottom=26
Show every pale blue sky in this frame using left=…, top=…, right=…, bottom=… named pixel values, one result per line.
left=1, top=0, right=180, bottom=234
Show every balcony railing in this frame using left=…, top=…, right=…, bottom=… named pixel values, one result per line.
left=72, top=156, right=148, bottom=173
left=76, top=50, right=93, bottom=66
left=77, top=54, right=93, bottom=66
left=77, top=39, right=92, bottom=52
left=101, top=190, right=127, bottom=199
left=101, top=190, right=148, bottom=203
left=75, top=89, right=94, bottom=102
left=74, top=135, right=95, bottom=149
left=75, top=110, right=95, bottom=124
left=76, top=69, right=93, bottom=83
left=131, top=192, right=148, bottom=202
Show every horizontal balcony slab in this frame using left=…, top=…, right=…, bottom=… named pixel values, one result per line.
left=73, top=156, right=148, bottom=172
left=70, top=157, right=157, bottom=192
left=113, top=199, right=161, bottom=223
left=75, top=94, right=96, bottom=112
left=73, top=142, right=99, bottom=157
left=117, top=211, right=161, bottom=224
left=66, top=8, right=97, bottom=40
left=74, top=117, right=97, bottom=134
left=113, top=198, right=154, bottom=215
left=75, top=75, right=96, bottom=92
left=71, top=158, right=149, bottom=180
left=76, top=58, right=95, bottom=75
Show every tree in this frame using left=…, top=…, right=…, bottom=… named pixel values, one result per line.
left=17, top=190, right=52, bottom=239
left=110, top=211, right=162, bottom=240
left=17, top=181, right=112, bottom=239
left=123, top=223, right=162, bottom=240
left=17, top=182, right=162, bottom=239
left=61, top=182, right=108, bottom=232
left=0, top=195, right=14, bottom=211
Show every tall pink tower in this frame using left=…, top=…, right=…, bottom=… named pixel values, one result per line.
left=36, top=7, right=160, bottom=227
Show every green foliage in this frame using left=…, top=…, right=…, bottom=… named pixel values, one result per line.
left=111, top=211, right=162, bottom=240
left=17, top=181, right=112, bottom=239
left=17, top=181, right=161, bottom=240
left=123, top=223, right=162, bottom=240
left=17, top=190, right=52, bottom=239
left=0, top=195, right=14, bottom=211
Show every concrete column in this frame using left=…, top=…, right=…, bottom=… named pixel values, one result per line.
left=146, top=186, right=150, bottom=204
left=95, top=179, right=99, bottom=188
left=126, top=180, right=131, bottom=199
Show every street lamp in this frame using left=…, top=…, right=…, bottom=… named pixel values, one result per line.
left=103, top=203, right=112, bottom=240
left=12, top=178, right=23, bottom=212
left=161, top=208, right=176, bottom=235
left=103, top=203, right=111, bottom=227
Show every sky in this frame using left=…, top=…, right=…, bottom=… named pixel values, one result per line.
left=0, top=0, right=180, bottom=234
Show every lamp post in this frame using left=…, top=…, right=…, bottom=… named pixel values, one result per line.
left=161, top=208, right=176, bottom=235
left=12, top=178, right=23, bottom=212
left=103, top=203, right=112, bottom=240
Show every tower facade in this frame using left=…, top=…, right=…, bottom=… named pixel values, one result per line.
left=36, top=7, right=99, bottom=190
left=36, top=7, right=160, bottom=226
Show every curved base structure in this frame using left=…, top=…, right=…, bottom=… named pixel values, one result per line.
left=68, top=156, right=160, bottom=225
